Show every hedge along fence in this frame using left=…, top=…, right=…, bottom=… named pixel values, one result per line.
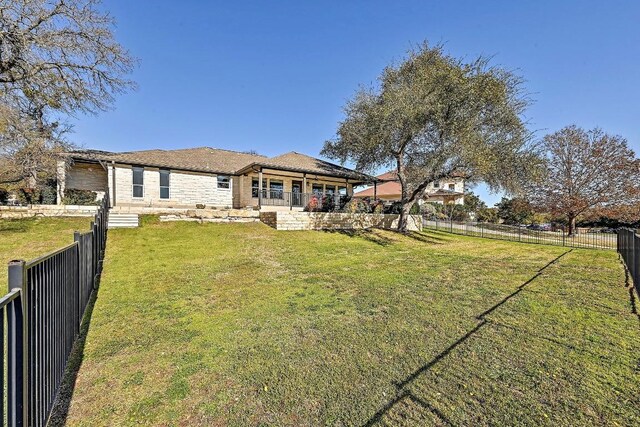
left=1, top=192, right=109, bottom=427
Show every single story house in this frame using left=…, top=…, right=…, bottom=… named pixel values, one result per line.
left=57, top=147, right=376, bottom=211
left=354, top=171, right=465, bottom=205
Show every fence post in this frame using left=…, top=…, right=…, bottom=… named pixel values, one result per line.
left=8, top=260, right=27, bottom=427
left=74, top=231, right=83, bottom=329
left=562, top=226, right=565, bottom=247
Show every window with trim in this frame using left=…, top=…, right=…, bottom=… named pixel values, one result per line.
left=325, top=185, right=336, bottom=194
left=217, top=175, right=230, bottom=189
left=433, top=181, right=440, bottom=188
left=251, top=178, right=267, bottom=198
left=448, top=183, right=455, bottom=191
left=160, top=169, right=170, bottom=199
left=269, top=180, right=284, bottom=199
left=132, top=167, right=144, bottom=198
left=312, top=183, right=323, bottom=194
left=251, top=178, right=267, bottom=199
left=338, top=186, right=347, bottom=195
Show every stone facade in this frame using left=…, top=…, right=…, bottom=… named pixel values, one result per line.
left=106, top=164, right=234, bottom=208
left=62, top=162, right=108, bottom=201
left=60, top=160, right=358, bottom=211
left=259, top=212, right=422, bottom=231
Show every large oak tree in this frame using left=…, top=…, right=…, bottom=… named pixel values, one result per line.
left=0, top=0, right=135, bottom=192
left=322, top=43, right=538, bottom=231
left=527, top=125, right=640, bottom=235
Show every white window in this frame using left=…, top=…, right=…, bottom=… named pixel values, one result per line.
left=448, top=183, right=455, bottom=191
left=217, top=175, right=230, bottom=189
left=433, top=180, right=440, bottom=188
left=132, top=167, right=144, bottom=197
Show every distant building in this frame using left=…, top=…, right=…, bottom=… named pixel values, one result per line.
left=353, top=171, right=465, bottom=205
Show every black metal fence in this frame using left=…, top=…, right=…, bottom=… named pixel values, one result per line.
left=1, top=193, right=109, bottom=427
left=424, top=218, right=617, bottom=250
left=617, top=228, right=639, bottom=295
left=260, top=191, right=350, bottom=211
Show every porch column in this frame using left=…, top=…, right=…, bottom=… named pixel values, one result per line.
left=258, top=168, right=263, bottom=207
left=56, top=160, right=66, bottom=205
left=302, top=173, right=307, bottom=193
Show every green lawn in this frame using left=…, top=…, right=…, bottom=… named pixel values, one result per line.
left=0, top=217, right=91, bottom=285
left=56, top=218, right=639, bottom=426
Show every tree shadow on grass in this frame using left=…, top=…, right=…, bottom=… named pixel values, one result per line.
left=403, top=231, right=447, bottom=244
left=47, top=284, right=101, bottom=426
left=362, top=249, right=573, bottom=426
left=321, top=229, right=446, bottom=247
left=321, top=229, right=396, bottom=247
left=0, top=217, right=36, bottom=233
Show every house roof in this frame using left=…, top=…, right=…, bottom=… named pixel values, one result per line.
left=236, top=151, right=375, bottom=182
left=64, top=148, right=376, bottom=182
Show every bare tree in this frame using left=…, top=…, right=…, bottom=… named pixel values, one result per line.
left=0, top=0, right=135, bottom=189
left=322, top=43, right=539, bottom=232
left=528, top=125, right=640, bottom=235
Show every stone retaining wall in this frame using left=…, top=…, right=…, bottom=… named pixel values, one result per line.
left=0, top=205, right=99, bottom=219
left=159, top=208, right=260, bottom=223
left=259, top=212, right=422, bottom=231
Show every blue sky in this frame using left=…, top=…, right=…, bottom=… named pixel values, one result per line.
left=71, top=0, right=640, bottom=206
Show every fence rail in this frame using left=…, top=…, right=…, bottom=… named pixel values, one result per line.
left=259, top=191, right=350, bottom=211
left=424, top=218, right=617, bottom=250
left=617, top=228, right=639, bottom=296
left=2, top=192, right=109, bottom=427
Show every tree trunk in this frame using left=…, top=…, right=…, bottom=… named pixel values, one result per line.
left=397, top=200, right=415, bottom=233
left=567, top=215, right=577, bottom=236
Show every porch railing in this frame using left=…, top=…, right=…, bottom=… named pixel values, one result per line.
left=1, top=191, right=109, bottom=427
left=259, top=191, right=350, bottom=211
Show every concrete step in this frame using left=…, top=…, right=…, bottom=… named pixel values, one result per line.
left=108, top=212, right=139, bottom=228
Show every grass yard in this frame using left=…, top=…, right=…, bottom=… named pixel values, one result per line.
left=57, top=218, right=639, bottom=426
left=0, top=217, right=91, bottom=285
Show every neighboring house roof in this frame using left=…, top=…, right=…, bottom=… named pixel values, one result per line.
left=354, top=171, right=464, bottom=198
left=355, top=181, right=401, bottom=198
left=64, top=148, right=376, bottom=182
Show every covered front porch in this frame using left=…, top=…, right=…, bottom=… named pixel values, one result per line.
left=240, top=167, right=369, bottom=211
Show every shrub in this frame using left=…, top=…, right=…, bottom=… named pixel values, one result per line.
left=384, top=202, right=422, bottom=215
left=40, top=185, right=57, bottom=205
left=62, top=189, right=98, bottom=205
left=342, top=198, right=370, bottom=213
left=0, top=188, right=8, bottom=204
left=304, top=195, right=321, bottom=212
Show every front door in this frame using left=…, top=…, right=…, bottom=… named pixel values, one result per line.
left=292, top=181, right=303, bottom=206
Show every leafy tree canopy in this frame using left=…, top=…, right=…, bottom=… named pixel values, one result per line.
left=527, top=125, right=640, bottom=234
left=322, top=42, right=539, bottom=231
left=0, top=0, right=136, bottom=190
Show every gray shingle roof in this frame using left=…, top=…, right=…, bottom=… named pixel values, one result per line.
left=238, top=151, right=374, bottom=182
left=65, top=147, right=267, bottom=175
left=64, top=148, right=376, bottom=182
